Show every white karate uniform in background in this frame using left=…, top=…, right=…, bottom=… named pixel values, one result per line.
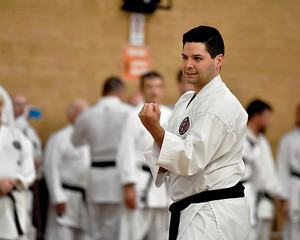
left=72, top=96, right=132, bottom=240
left=117, top=103, right=172, bottom=240
left=145, top=75, right=250, bottom=239
left=277, top=127, right=300, bottom=240
left=242, top=129, right=287, bottom=240
left=44, top=125, right=90, bottom=240
left=0, top=125, right=36, bottom=240
left=0, top=85, right=14, bottom=127
left=14, top=115, right=43, bottom=240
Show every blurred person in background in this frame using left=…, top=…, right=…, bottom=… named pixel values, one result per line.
left=117, top=71, right=172, bottom=240
left=168, top=69, right=194, bottom=110
left=243, top=99, right=287, bottom=240
left=277, top=103, right=300, bottom=240
left=0, top=93, right=36, bottom=240
left=12, top=94, right=43, bottom=240
left=44, top=99, right=90, bottom=240
left=127, top=92, right=144, bottom=107
left=0, top=85, right=14, bottom=126
left=72, top=77, right=132, bottom=240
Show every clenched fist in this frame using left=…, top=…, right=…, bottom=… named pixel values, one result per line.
left=139, top=103, right=161, bottom=131
left=139, top=103, right=165, bottom=148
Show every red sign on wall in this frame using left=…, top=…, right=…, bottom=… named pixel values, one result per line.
left=121, top=45, right=152, bottom=82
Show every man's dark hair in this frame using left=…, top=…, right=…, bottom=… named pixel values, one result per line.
left=140, top=71, right=164, bottom=89
left=177, top=70, right=183, bottom=83
left=102, top=76, right=125, bottom=96
left=182, top=25, right=225, bottom=58
left=246, top=99, right=273, bottom=120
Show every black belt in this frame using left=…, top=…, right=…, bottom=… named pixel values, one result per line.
left=1, top=192, right=24, bottom=236
left=142, top=165, right=151, bottom=173
left=168, top=181, right=245, bottom=240
left=91, top=161, right=115, bottom=168
left=62, top=183, right=86, bottom=203
left=141, top=165, right=152, bottom=206
left=291, top=170, right=300, bottom=178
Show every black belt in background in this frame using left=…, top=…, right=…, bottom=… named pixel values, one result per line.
left=140, top=165, right=152, bottom=206
left=62, top=183, right=86, bottom=203
left=142, top=165, right=151, bottom=173
left=168, top=181, right=245, bottom=240
left=291, top=170, right=300, bottom=178
left=91, top=161, right=116, bottom=168
left=5, top=192, right=24, bottom=236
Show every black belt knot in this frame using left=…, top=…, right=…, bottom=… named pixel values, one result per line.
left=168, top=181, right=245, bottom=240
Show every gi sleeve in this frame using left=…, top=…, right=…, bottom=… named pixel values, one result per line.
left=277, top=135, right=291, bottom=198
left=259, top=138, right=288, bottom=199
left=44, top=134, right=67, bottom=204
left=148, top=112, right=235, bottom=179
left=117, top=113, right=138, bottom=185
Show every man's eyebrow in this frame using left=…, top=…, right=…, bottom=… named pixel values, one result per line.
left=181, top=53, right=204, bottom=57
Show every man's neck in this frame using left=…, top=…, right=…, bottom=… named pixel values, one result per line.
left=247, top=121, right=259, bottom=137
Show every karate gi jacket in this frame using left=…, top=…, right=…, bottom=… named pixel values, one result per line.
left=0, top=125, right=36, bottom=239
left=72, top=96, right=132, bottom=203
left=145, top=75, right=248, bottom=201
left=277, top=127, right=300, bottom=222
left=117, top=103, right=172, bottom=208
left=44, top=124, right=90, bottom=230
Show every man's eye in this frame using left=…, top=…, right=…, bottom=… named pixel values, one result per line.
left=182, top=56, right=188, bottom=60
left=194, top=57, right=202, bottom=61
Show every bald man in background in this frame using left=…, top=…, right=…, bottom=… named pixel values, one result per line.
left=44, top=99, right=90, bottom=240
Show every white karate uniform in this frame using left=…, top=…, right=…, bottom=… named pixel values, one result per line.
left=44, top=124, right=90, bottom=240
left=277, top=127, right=300, bottom=240
left=0, top=125, right=36, bottom=240
left=243, top=129, right=286, bottom=240
left=14, top=116, right=43, bottom=240
left=0, top=85, right=14, bottom=127
left=14, top=116, right=42, bottom=166
left=145, top=75, right=250, bottom=239
left=117, top=103, right=172, bottom=240
left=72, top=96, right=132, bottom=240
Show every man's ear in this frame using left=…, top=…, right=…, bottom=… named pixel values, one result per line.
left=215, top=54, right=224, bottom=70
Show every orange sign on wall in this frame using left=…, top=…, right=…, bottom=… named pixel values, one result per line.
left=122, top=45, right=152, bottom=82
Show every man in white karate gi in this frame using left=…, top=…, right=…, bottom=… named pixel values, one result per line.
left=242, top=99, right=287, bottom=240
left=139, top=25, right=251, bottom=240
left=0, top=94, right=36, bottom=240
left=118, top=71, right=172, bottom=240
left=72, top=77, right=132, bottom=240
left=44, top=99, right=90, bottom=240
left=277, top=103, right=300, bottom=240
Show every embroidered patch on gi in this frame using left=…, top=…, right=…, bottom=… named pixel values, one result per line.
left=12, top=141, right=21, bottom=150
left=179, top=117, right=190, bottom=135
